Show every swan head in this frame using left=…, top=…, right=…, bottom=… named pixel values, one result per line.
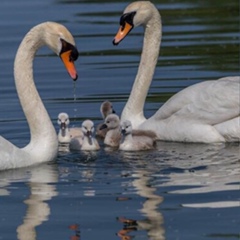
left=43, top=22, right=79, bottom=80
left=82, top=120, right=95, bottom=138
left=121, top=120, right=133, bottom=135
left=57, top=112, right=70, bottom=130
left=113, top=1, right=157, bottom=45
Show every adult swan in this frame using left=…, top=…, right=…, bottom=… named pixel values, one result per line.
left=113, top=1, right=240, bottom=143
left=0, top=22, right=79, bottom=170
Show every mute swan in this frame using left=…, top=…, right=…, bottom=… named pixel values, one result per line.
left=100, top=114, right=121, bottom=147
left=96, top=101, right=116, bottom=138
left=120, top=120, right=156, bottom=151
left=113, top=1, right=240, bottom=143
left=70, top=120, right=100, bottom=151
left=57, top=112, right=83, bottom=143
left=0, top=22, right=79, bottom=170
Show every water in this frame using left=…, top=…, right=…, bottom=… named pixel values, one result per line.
left=0, top=0, right=239, bottom=239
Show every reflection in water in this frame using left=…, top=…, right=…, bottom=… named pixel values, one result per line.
left=132, top=170, right=165, bottom=240
left=0, top=163, right=58, bottom=240
left=158, top=142, right=240, bottom=208
left=58, top=143, right=70, bottom=153
left=69, top=224, right=81, bottom=240
left=116, top=142, right=239, bottom=238
left=118, top=152, right=165, bottom=240
left=0, top=0, right=239, bottom=238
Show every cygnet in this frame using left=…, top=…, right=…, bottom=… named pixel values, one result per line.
left=99, top=114, right=121, bottom=147
left=57, top=112, right=83, bottom=143
left=96, top=101, right=116, bottom=139
left=120, top=120, right=156, bottom=151
left=70, top=119, right=100, bottom=151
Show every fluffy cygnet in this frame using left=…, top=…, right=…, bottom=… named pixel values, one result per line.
left=70, top=119, right=100, bottom=151
left=57, top=112, right=71, bottom=143
left=57, top=112, right=83, bottom=143
left=99, top=114, right=121, bottom=147
left=96, top=101, right=116, bottom=139
left=120, top=120, right=156, bottom=151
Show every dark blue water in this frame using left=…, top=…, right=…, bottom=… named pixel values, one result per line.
left=0, top=0, right=239, bottom=239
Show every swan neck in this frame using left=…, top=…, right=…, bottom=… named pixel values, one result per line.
left=14, top=24, right=58, bottom=155
left=122, top=10, right=162, bottom=126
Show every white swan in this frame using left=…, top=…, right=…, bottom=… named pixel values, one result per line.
left=113, top=1, right=240, bottom=143
left=0, top=22, right=79, bottom=170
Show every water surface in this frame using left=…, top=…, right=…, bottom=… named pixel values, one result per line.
left=0, top=0, right=239, bottom=239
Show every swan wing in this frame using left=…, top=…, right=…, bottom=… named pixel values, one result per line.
left=153, top=77, right=240, bottom=125
left=0, top=136, right=30, bottom=170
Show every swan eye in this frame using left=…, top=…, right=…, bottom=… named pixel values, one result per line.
left=70, top=48, right=79, bottom=62
left=119, top=11, right=136, bottom=27
left=60, top=39, right=79, bottom=62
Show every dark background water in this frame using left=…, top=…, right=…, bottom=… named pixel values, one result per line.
left=0, top=0, right=239, bottom=239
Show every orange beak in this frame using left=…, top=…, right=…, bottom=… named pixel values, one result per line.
left=60, top=50, right=78, bottom=81
left=113, top=22, right=133, bottom=45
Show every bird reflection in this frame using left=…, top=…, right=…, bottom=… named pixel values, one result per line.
left=69, top=224, right=81, bottom=240
left=132, top=170, right=164, bottom=240
left=0, top=163, right=58, bottom=240
left=157, top=142, right=240, bottom=208
left=117, top=217, right=137, bottom=240
left=17, top=164, right=58, bottom=240
left=58, top=143, right=70, bottom=153
left=117, top=151, right=165, bottom=240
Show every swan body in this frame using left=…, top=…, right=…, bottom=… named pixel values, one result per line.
left=0, top=22, right=79, bottom=170
left=120, top=120, right=156, bottom=151
left=100, top=114, right=121, bottom=147
left=113, top=1, right=240, bottom=143
left=57, top=112, right=83, bottom=143
left=96, top=101, right=116, bottom=138
left=70, top=120, right=100, bottom=151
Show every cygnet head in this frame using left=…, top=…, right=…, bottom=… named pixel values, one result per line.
left=100, top=101, right=116, bottom=119
left=100, top=114, right=120, bottom=130
left=58, top=112, right=70, bottom=130
left=121, top=120, right=133, bottom=135
left=81, top=120, right=95, bottom=138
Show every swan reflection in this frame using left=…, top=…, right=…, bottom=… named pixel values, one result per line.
left=157, top=142, right=240, bottom=208
left=118, top=151, right=165, bottom=240
left=0, top=163, right=58, bottom=240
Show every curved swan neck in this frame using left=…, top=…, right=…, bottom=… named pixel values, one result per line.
left=121, top=5, right=162, bottom=127
left=14, top=24, right=58, bottom=155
